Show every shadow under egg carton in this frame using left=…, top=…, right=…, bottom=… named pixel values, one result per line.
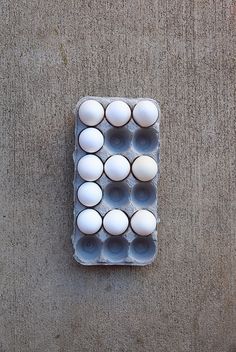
left=72, top=96, right=160, bottom=266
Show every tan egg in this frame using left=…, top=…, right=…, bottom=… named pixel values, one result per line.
left=132, top=156, right=158, bottom=181
left=131, top=210, right=156, bottom=236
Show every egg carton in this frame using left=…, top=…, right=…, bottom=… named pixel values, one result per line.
left=72, top=96, right=160, bottom=266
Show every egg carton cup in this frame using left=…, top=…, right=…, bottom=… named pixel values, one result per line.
left=72, top=96, right=160, bottom=266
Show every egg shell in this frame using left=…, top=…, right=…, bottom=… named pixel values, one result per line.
left=104, top=155, right=130, bottom=181
left=132, top=155, right=158, bottom=181
left=77, top=209, right=102, bottom=234
left=133, top=100, right=159, bottom=127
left=79, top=100, right=104, bottom=126
left=103, top=209, right=129, bottom=235
left=131, top=210, right=156, bottom=236
left=77, top=182, right=103, bottom=207
left=77, top=154, right=103, bottom=181
left=79, top=128, right=104, bottom=153
left=106, top=100, right=131, bottom=127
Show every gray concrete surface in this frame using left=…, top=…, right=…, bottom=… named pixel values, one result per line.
left=0, top=0, right=235, bottom=351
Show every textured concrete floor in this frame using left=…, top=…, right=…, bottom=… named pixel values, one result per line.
left=0, top=0, right=235, bottom=351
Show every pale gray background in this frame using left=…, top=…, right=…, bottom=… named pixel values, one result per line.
left=0, top=0, right=235, bottom=351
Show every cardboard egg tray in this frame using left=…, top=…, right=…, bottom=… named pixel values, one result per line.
left=72, top=96, right=160, bottom=266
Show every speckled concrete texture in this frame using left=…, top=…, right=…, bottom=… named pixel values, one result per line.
left=0, top=0, right=235, bottom=351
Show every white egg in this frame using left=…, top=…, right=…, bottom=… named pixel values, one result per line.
left=77, top=155, right=103, bottom=181
left=131, top=210, right=156, bottom=236
left=106, top=101, right=131, bottom=127
left=103, top=209, right=129, bottom=235
left=77, top=209, right=102, bottom=234
left=132, top=156, right=158, bottom=181
left=77, top=182, right=102, bottom=207
left=133, top=100, right=159, bottom=127
left=79, top=100, right=104, bottom=126
left=104, top=155, right=130, bottom=181
left=79, top=128, right=104, bottom=153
